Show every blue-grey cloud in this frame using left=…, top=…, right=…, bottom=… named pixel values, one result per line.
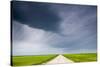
left=12, top=1, right=97, bottom=56
left=12, top=1, right=61, bottom=32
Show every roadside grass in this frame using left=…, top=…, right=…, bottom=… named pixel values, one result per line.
left=63, top=53, right=97, bottom=62
left=12, top=54, right=58, bottom=66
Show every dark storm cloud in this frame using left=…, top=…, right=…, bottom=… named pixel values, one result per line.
left=46, top=5, right=97, bottom=50
left=11, top=1, right=60, bottom=31
left=12, top=1, right=97, bottom=55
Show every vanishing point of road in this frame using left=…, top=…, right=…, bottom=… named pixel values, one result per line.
left=44, top=55, right=74, bottom=64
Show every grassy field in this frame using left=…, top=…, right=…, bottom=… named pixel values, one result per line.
left=12, top=53, right=97, bottom=66
left=63, top=53, right=97, bottom=62
left=12, top=55, right=58, bottom=66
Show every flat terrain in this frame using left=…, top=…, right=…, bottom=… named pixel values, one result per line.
left=63, top=53, right=97, bottom=62
left=12, top=55, right=57, bottom=66
left=12, top=53, right=97, bottom=66
left=45, top=55, right=74, bottom=64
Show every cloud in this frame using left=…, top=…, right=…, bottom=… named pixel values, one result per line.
left=13, top=21, right=66, bottom=55
left=12, top=1, right=97, bottom=56
left=13, top=20, right=97, bottom=56
left=54, top=5, right=97, bottom=35
left=47, top=5, right=97, bottom=49
left=11, top=1, right=61, bottom=32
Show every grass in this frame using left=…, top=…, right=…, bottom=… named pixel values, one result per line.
left=12, top=54, right=58, bottom=66
left=63, top=53, right=97, bottom=62
left=12, top=53, right=97, bottom=66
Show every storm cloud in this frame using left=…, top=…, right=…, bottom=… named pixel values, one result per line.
left=12, top=1, right=97, bottom=56
left=11, top=1, right=61, bottom=31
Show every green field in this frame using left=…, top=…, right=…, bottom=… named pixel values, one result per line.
left=63, top=53, right=97, bottom=62
left=12, top=55, right=58, bottom=66
left=12, top=53, right=97, bottom=66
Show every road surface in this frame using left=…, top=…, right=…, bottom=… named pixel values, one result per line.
left=44, top=55, right=74, bottom=64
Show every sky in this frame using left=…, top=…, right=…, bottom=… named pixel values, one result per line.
left=12, top=1, right=97, bottom=56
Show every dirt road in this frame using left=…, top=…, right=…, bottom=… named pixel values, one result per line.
left=44, top=55, right=74, bottom=64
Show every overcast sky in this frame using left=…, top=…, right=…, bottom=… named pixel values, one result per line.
left=12, top=1, right=97, bottom=56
